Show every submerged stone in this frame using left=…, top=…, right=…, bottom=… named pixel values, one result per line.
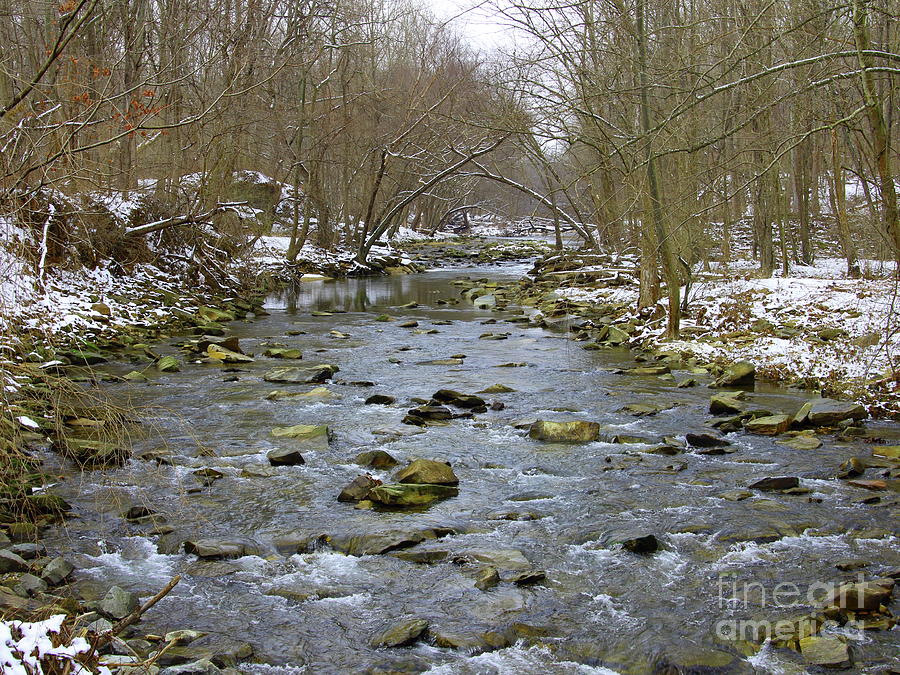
left=370, top=618, right=429, bottom=648
left=367, top=483, right=459, bottom=506
left=263, top=364, right=339, bottom=384
left=529, top=420, right=600, bottom=443
left=270, top=424, right=331, bottom=450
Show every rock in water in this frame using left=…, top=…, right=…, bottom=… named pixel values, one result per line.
left=370, top=618, right=429, bottom=648
left=744, top=414, right=791, bottom=435
left=798, top=636, right=851, bottom=667
left=267, top=448, right=305, bottom=466
left=709, top=392, right=746, bottom=414
left=393, top=458, right=459, bottom=485
left=206, top=345, right=254, bottom=363
left=806, top=399, right=867, bottom=426
left=355, top=450, right=398, bottom=469
left=365, top=394, right=396, bottom=405
left=478, top=384, right=516, bottom=393
left=685, top=433, right=730, bottom=448
left=367, top=483, right=459, bottom=506
left=99, top=586, right=139, bottom=620
left=183, top=539, right=262, bottom=559
left=619, top=534, right=659, bottom=554
left=432, top=389, right=487, bottom=409
left=475, top=566, right=500, bottom=591
left=270, top=424, right=331, bottom=450
left=826, top=579, right=893, bottom=611
left=265, top=387, right=340, bottom=401
left=711, top=361, right=755, bottom=387
left=263, top=348, right=302, bottom=359
left=263, top=365, right=339, bottom=384
left=338, top=475, right=381, bottom=502
left=748, top=476, right=799, bottom=491
left=529, top=420, right=600, bottom=442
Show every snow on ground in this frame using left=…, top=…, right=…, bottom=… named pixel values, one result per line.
left=557, top=257, right=900, bottom=398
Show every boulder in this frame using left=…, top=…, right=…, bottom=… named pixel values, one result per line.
left=748, top=476, right=799, bottom=491
left=478, top=384, right=516, bottom=393
left=709, top=392, right=746, bottom=415
left=263, top=364, right=338, bottom=384
left=328, top=528, right=452, bottom=556
left=393, top=459, right=459, bottom=485
left=370, top=618, right=429, bottom=648
left=432, top=389, right=487, bottom=409
left=270, top=424, right=331, bottom=450
left=475, top=566, right=500, bottom=591
left=41, top=556, right=74, bottom=585
left=806, top=399, right=867, bottom=426
left=365, top=394, right=396, bottom=405
left=826, top=579, right=893, bottom=611
left=265, top=387, right=340, bottom=401
left=402, top=405, right=453, bottom=426
left=355, top=450, right=398, bottom=469
left=367, top=483, right=459, bottom=506
left=183, top=538, right=262, bottom=559
left=0, top=550, right=29, bottom=573
left=776, top=435, right=822, bottom=450
left=798, top=636, right=850, bottom=668
left=711, top=361, right=755, bottom=387
left=99, top=586, right=139, bottom=620
left=263, top=348, right=302, bottom=359
left=685, top=433, right=730, bottom=448
left=744, top=414, right=791, bottom=435
left=415, top=358, right=464, bottom=366
left=337, top=475, right=381, bottom=502
left=13, top=573, right=48, bottom=597
left=617, top=534, right=659, bottom=554
left=529, top=420, right=600, bottom=443
left=267, top=448, right=305, bottom=466
left=205, top=345, right=254, bottom=363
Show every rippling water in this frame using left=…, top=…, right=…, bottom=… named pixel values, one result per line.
left=42, top=265, right=899, bottom=673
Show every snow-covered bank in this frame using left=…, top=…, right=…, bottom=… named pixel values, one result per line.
left=541, top=255, right=900, bottom=416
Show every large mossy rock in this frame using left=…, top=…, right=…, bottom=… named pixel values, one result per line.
left=393, top=458, right=458, bottom=485
left=370, top=618, right=429, bottom=648
left=711, top=361, right=755, bottom=388
left=263, top=365, right=338, bottom=384
left=367, top=483, right=459, bottom=506
left=806, top=399, right=867, bottom=426
left=270, top=424, right=331, bottom=450
left=528, top=420, right=600, bottom=443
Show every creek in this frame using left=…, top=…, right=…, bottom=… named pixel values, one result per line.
left=41, top=262, right=899, bottom=674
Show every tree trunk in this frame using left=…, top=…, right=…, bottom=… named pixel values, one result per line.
left=852, top=0, right=900, bottom=260
left=830, top=129, right=861, bottom=278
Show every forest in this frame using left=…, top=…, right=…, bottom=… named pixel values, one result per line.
left=0, top=1, right=899, bottom=674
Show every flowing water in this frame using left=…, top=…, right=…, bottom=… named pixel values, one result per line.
left=42, top=264, right=899, bottom=674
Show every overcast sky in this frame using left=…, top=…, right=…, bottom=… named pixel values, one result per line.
left=426, top=0, right=518, bottom=51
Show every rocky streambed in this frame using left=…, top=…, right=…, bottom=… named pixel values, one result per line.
left=18, top=263, right=900, bottom=674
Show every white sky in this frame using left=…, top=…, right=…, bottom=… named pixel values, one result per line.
left=425, top=0, right=518, bottom=51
